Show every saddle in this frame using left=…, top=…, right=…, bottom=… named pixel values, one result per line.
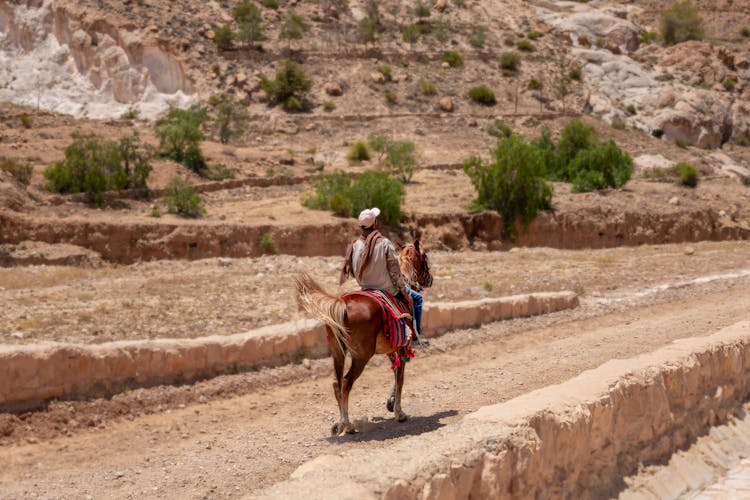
left=342, top=289, right=416, bottom=369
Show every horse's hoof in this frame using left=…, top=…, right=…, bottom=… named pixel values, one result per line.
left=344, top=423, right=358, bottom=434
left=331, top=422, right=342, bottom=436
left=386, top=396, right=395, bottom=412
left=397, top=412, right=408, bottom=423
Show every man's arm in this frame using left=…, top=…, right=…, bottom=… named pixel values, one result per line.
left=385, top=242, right=408, bottom=296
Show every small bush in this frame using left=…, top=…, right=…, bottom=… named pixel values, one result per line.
left=233, top=0, right=264, bottom=45
left=568, top=65, right=582, bottom=81
left=675, top=137, right=689, bottom=149
left=164, top=177, right=205, bottom=217
left=441, top=51, right=463, bottom=67
left=304, top=171, right=404, bottom=225
left=556, top=119, right=597, bottom=170
left=413, top=0, right=431, bottom=18
left=516, top=39, right=534, bottom=51
left=487, top=119, right=513, bottom=139
left=204, top=163, right=235, bottom=181
left=468, top=29, right=486, bottom=48
left=155, top=104, right=207, bottom=172
left=724, top=78, right=736, bottom=92
left=0, top=157, right=33, bottom=186
left=660, top=0, right=704, bottom=46
left=641, top=31, right=659, bottom=44
left=675, top=162, right=699, bottom=187
left=385, top=140, right=417, bottom=182
left=463, top=135, right=552, bottom=239
left=568, top=141, right=633, bottom=192
left=378, top=65, right=393, bottom=82
left=468, top=85, right=497, bottom=106
left=527, top=30, right=542, bottom=40
left=45, top=133, right=152, bottom=204
left=348, top=141, right=370, bottom=163
left=214, top=24, right=235, bottom=50
left=260, top=60, right=312, bottom=112
left=19, top=114, right=32, bottom=129
left=208, top=93, right=249, bottom=144
left=402, top=24, right=421, bottom=43
left=611, top=117, right=626, bottom=130
left=280, top=12, right=307, bottom=43
left=419, top=80, right=437, bottom=95
left=528, top=78, right=542, bottom=90
left=741, top=26, right=750, bottom=37
left=384, top=91, right=398, bottom=104
left=500, top=52, right=521, bottom=72
left=504, top=36, right=515, bottom=47
left=259, top=233, right=275, bottom=253
left=626, top=104, right=637, bottom=115
left=121, top=107, right=139, bottom=120
left=260, top=0, right=278, bottom=8
left=323, top=101, right=336, bottom=112
left=359, top=17, right=377, bottom=42
left=652, top=128, right=665, bottom=138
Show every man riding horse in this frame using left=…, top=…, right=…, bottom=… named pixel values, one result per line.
left=340, top=207, right=424, bottom=344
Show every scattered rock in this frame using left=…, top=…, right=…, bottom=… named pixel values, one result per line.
left=114, top=471, right=125, bottom=479
left=434, top=0, right=448, bottom=13
left=668, top=197, right=680, bottom=206
left=439, top=96, right=454, bottom=112
left=370, top=72, right=386, bottom=84
left=218, top=257, right=232, bottom=267
left=324, top=82, right=342, bottom=96
left=441, top=61, right=450, bottom=69
left=303, top=358, right=311, bottom=369
left=685, top=246, right=695, bottom=256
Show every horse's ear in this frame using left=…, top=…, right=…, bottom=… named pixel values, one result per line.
left=414, top=239, right=421, bottom=252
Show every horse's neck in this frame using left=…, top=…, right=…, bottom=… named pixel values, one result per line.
left=399, top=247, right=417, bottom=284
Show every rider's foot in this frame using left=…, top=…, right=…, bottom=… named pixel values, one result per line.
left=413, top=338, right=430, bottom=348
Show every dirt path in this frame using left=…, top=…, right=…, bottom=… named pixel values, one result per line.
left=2, top=274, right=750, bottom=499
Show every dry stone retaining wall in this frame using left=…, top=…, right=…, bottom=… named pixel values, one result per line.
left=257, top=321, right=750, bottom=499
left=0, top=292, right=577, bottom=411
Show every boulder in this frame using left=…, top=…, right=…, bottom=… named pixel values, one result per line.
left=324, top=81, right=343, bottom=96
left=439, top=96, right=454, bottom=112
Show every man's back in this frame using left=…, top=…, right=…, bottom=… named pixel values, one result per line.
left=352, top=237, right=398, bottom=296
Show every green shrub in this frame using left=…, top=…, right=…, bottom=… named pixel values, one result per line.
left=741, top=26, right=750, bottom=37
left=260, top=60, right=312, bottom=112
left=463, top=135, right=552, bottom=239
left=208, top=93, right=249, bottom=144
left=556, top=119, right=597, bottom=170
left=626, top=104, right=637, bottom=115
left=500, top=52, right=521, bottom=72
left=652, top=128, right=665, bottom=139
left=640, top=31, right=659, bottom=44
left=468, top=29, right=486, bottom=48
left=348, top=141, right=370, bottom=163
left=19, top=114, right=32, bottom=129
left=487, top=119, right=513, bottom=139
left=120, top=107, right=139, bottom=120
left=0, top=157, right=33, bottom=186
left=214, top=24, right=236, bottom=50
left=528, top=30, right=542, bottom=40
left=233, top=0, right=264, bottom=45
left=660, top=0, right=704, bottom=46
left=724, top=78, right=736, bottom=92
left=441, top=51, right=463, bottom=67
left=504, top=36, right=515, bottom=46
left=154, top=104, right=207, bottom=172
left=359, top=17, right=377, bottom=42
left=674, top=162, right=699, bottom=187
left=368, top=133, right=390, bottom=163
left=468, top=85, right=496, bottom=106
left=384, top=91, right=397, bottom=104
left=304, top=171, right=404, bottom=225
left=378, top=65, right=393, bottom=82
left=568, top=65, right=582, bottom=81
left=432, top=19, right=451, bottom=42
left=260, top=0, right=278, bottom=8
left=280, top=12, right=307, bottom=43
left=204, top=163, right=235, bottom=181
left=675, top=137, right=689, bottom=149
left=323, top=101, right=335, bottom=112
left=259, top=233, right=275, bottom=253
left=516, top=39, right=533, bottom=51
left=44, top=133, right=152, bottom=204
left=402, top=24, right=420, bottom=43
left=419, top=79, right=437, bottom=95
left=528, top=78, right=542, bottom=90
left=385, top=139, right=417, bottom=182
left=164, top=177, right=205, bottom=217
left=568, top=141, right=633, bottom=192
left=413, top=0, right=431, bottom=18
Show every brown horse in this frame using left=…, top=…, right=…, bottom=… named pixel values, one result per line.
left=295, top=241, right=433, bottom=435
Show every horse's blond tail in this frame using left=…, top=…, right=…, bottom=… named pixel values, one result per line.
left=294, top=273, right=350, bottom=354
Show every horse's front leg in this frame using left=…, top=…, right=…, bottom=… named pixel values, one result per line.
left=386, top=355, right=397, bottom=412
left=392, top=352, right=408, bottom=422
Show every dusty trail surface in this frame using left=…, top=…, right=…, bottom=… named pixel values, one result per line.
left=2, top=274, right=750, bottom=498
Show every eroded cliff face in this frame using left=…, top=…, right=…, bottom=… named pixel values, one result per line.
left=0, top=0, right=192, bottom=118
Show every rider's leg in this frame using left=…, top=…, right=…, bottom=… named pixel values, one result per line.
left=407, top=287, right=423, bottom=336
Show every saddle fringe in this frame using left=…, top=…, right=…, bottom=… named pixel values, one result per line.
left=294, top=273, right=350, bottom=354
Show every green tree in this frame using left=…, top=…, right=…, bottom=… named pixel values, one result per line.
left=164, top=176, right=205, bottom=217
left=233, top=0, right=264, bottom=45
left=660, top=0, right=704, bottom=46
left=208, top=93, right=249, bottom=144
left=154, top=104, right=207, bottom=173
left=568, top=141, right=633, bottom=192
left=260, top=60, right=312, bottom=112
left=280, top=12, right=307, bottom=48
left=385, top=140, right=417, bottom=182
left=464, top=135, right=552, bottom=239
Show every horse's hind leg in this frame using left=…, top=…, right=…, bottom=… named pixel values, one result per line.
left=329, top=334, right=347, bottom=436
left=392, top=351, right=408, bottom=422
left=338, top=354, right=370, bottom=434
left=386, top=354, right=396, bottom=412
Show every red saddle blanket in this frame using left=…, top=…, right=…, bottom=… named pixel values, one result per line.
left=342, top=289, right=415, bottom=370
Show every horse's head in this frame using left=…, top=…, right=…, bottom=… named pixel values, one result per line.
left=399, top=239, right=433, bottom=289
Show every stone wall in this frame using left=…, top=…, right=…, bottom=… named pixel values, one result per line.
left=0, top=292, right=578, bottom=411
left=257, top=321, right=750, bottom=499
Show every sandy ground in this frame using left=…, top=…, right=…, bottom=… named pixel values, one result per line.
left=1, top=249, right=749, bottom=498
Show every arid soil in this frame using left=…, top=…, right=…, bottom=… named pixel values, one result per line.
left=0, top=247, right=749, bottom=498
